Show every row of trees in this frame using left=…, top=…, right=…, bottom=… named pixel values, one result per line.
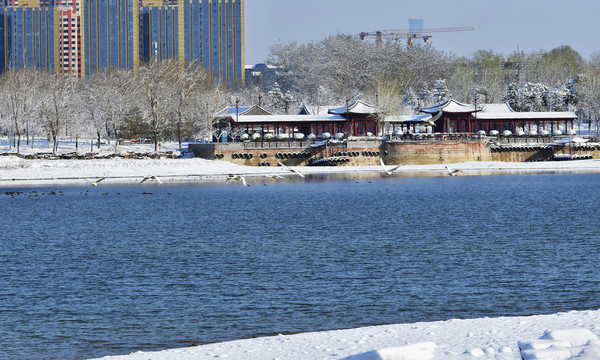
left=262, top=36, right=600, bottom=128
left=0, top=60, right=228, bottom=154
left=1, top=35, right=599, bottom=153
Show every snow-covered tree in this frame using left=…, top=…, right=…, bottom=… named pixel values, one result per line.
left=135, top=60, right=181, bottom=152
left=400, top=88, right=420, bottom=114
left=431, top=79, right=451, bottom=104
left=268, top=82, right=296, bottom=114
left=193, top=86, right=228, bottom=142
left=170, top=62, right=207, bottom=151
left=0, top=69, right=39, bottom=153
left=38, top=73, right=75, bottom=154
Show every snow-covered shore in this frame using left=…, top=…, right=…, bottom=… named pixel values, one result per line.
left=90, top=310, right=600, bottom=360
left=2, top=140, right=600, bottom=186
left=2, top=155, right=600, bottom=187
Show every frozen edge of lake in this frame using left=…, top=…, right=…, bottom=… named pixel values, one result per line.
left=2, top=157, right=600, bottom=187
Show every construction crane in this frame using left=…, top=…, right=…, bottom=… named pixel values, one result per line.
left=359, top=26, right=475, bottom=48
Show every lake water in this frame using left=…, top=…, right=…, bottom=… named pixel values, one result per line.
left=1, top=173, right=600, bottom=359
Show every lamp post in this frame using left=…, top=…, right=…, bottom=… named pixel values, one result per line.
left=235, top=98, right=239, bottom=142
left=473, top=93, right=478, bottom=135
left=346, top=97, right=350, bottom=136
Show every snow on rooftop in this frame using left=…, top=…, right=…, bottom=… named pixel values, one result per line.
left=237, top=114, right=347, bottom=123
left=328, top=100, right=376, bottom=115
left=299, top=105, right=335, bottom=115
left=479, top=102, right=514, bottom=113
left=421, top=99, right=478, bottom=114
left=383, top=114, right=433, bottom=123
left=475, top=111, right=577, bottom=120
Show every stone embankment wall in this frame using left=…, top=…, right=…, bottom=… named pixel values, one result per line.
left=189, top=140, right=600, bottom=166
left=189, top=140, right=385, bottom=167
left=385, top=141, right=490, bottom=165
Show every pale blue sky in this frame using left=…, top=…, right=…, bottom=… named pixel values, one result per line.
left=244, top=0, right=600, bottom=64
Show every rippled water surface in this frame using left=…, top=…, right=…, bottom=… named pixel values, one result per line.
left=1, top=173, right=600, bottom=359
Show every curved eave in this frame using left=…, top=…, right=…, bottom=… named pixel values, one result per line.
left=328, top=100, right=377, bottom=115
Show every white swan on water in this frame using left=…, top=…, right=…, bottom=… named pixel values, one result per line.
left=225, top=174, right=247, bottom=186
left=140, top=175, right=163, bottom=184
left=277, top=161, right=305, bottom=178
left=444, top=166, right=463, bottom=176
left=380, top=159, right=401, bottom=176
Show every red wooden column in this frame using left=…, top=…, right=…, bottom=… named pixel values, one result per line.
left=468, top=115, right=472, bottom=134
left=443, top=114, right=447, bottom=133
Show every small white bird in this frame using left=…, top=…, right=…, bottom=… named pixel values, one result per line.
left=86, top=177, right=106, bottom=186
left=225, top=174, right=247, bottom=186
left=277, top=161, right=305, bottom=178
left=140, top=175, right=163, bottom=184
left=445, top=165, right=463, bottom=176
left=264, top=174, right=284, bottom=180
left=380, top=159, right=401, bottom=176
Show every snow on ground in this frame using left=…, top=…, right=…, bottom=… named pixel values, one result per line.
left=90, top=310, right=600, bottom=360
left=4, top=140, right=600, bottom=359
left=3, top=139, right=600, bottom=186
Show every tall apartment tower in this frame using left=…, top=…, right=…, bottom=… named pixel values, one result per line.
left=82, top=0, right=140, bottom=75
left=57, top=0, right=83, bottom=76
left=0, top=0, right=56, bottom=73
left=0, top=0, right=244, bottom=86
left=139, top=0, right=245, bottom=86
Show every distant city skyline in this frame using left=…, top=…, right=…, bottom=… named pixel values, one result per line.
left=0, top=0, right=245, bottom=85
left=244, top=0, right=600, bottom=64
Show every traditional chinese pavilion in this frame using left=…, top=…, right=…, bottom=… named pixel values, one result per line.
left=421, top=99, right=578, bottom=134
left=214, top=100, right=379, bottom=140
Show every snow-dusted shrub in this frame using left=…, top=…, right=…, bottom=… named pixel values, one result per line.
left=502, top=130, right=513, bottom=137
left=540, top=130, right=550, bottom=136
left=489, top=130, right=499, bottom=136
left=333, top=133, right=345, bottom=140
left=252, top=133, right=262, bottom=141
left=264, top=133, right=274, bottom=141
left=293, top=133, right=305, bottom=140
left=567, top=129, right=577, bottom=136
left=478, top=130, right=486, bottom=136
left=240, top=133, right=250, bottom=141
left=516, top=130, right=525, bottom=137
left=529, top=130, right=538, bottom=136
left=553, top=129, right=563, bottom=136
left=275, top=133, right=288, bottom=141
left=307, top=133, right=316, bottom=140
left=321, top=132, right=331, bottom=139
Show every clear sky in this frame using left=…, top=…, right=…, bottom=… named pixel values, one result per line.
left=244, top=0, right=600, bottom=64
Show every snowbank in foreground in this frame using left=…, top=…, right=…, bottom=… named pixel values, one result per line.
left=91, top=310, right=600, bottom=360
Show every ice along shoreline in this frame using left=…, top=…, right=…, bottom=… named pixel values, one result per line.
left=2, top=156, right=600, bottom=187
